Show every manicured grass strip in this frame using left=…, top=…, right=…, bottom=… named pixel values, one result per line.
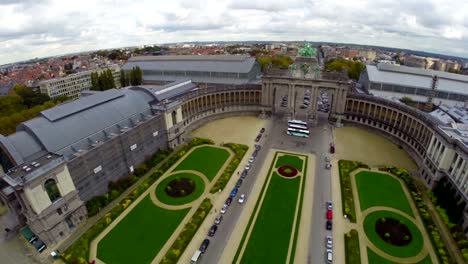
left=210, top=143, right=248, bottom=193
left=338, top=160, right=366, bottom=223
left=161, top=198, right=213, bottom=264
left=174, top=146, right=230, bottom=180
left=355, top=171, right=414, bottom=217
left=345, top=229, right=361, bottom=264
left=288, top=156, right=307, bottom=264
left=155, top=173, right=205, bottom=205
left=367, top=247, right=433, bottom=264
left=275, top=154, right=304, bottom=172
left=97, top=196, right=190, bottom=264
left=62, top=138, right=212, bottom=264
left=233, top=152, right=280, bottom=263
left=363, top=210, right=424, bottom=258
left=240, top=173, right=301, bottom=263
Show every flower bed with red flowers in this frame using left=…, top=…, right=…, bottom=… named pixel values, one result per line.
left=278, top=165, right=298, bottom=177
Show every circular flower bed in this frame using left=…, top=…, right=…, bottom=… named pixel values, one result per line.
left=278, top=165, right=299, bottom=177
left=375, top=217, right=412, bottom=246
left=165, top=177, right=195, bottom=197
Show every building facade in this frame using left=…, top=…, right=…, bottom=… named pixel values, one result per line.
left=39, top=65, right=121, bottom=99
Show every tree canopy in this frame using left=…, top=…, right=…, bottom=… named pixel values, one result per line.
left=257, top=55, right=293, bottom=71
left=91, top=69, right=117, bottom=91
left=120, top=66, right=143, bottom=87
left=324, top=58, right=366, bottom=80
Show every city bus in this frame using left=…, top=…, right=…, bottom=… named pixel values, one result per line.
left=288, top=119, right=308, bottom=127
left=288, top=123, right=308, bottom=130
left=287, top=128, right=310, bottom=138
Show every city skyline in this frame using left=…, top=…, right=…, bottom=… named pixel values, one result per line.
left=1, top=0, right=467, bottom=65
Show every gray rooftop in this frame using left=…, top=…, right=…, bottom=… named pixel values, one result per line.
left=366, top=63, right=468, bottom=95
left=133, top=79, right=198, bottom=102
left=123, top=55, right=257, bottom=74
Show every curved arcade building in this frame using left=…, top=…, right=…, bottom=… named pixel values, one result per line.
left=0, top=56, right=467, bottom=246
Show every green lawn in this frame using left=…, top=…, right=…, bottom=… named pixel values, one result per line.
left=275, top=154, right=304, bottom=172
left=97, top=196, right=190, bottom=264
left=155, top=173, right=205, bottom=205
left=239, top=172, right=301, bottom=264
left=367, top=247, right=433, bottom=264
left=363, top=210, right=424, bottom=258
left=355, top=171, right=414, bottom=217
left=174, top=146, right=230, bottom=180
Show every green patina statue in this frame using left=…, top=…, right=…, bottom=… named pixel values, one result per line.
left=298, top=42, right=317, bottom=57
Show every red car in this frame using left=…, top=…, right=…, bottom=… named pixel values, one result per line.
left=327, top=210, right=333, bottom=220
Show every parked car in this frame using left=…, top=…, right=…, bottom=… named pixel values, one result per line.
left=327, top=210, right=333, bottom=220
left=226, top=197, right=233, bottom=206
left=326, top=220, right=332, bottom=230
left=326, top=235, right=333, bottom=249
left=214, top=214, right=223, bottom=225
left=230, top=187, right=238, bottom=198
left=260, top=128, right=265, bottom=133
left=208, top=225, right=218, bottom=237
left=326, top=248, right=333, bottom=263
left=199, top=239, right=210, bottom=253
left=325, top=156, right=330, bottom=162
left=249, top=157, right=254, bottom=163
left=241, top=170, right=248, bottom=179
left=236, top=179, right=243, bottom=188
left=300, top=104, right=307, bottom=109
left=238, top=194, right=246, bottom=204
left=245, top=164, right=251, bottom=170
left=220, top=204, right=228, bottom=214
left=253, top=150, right=258, bottom=157
left=325, top=163, right=332, bottom=169
left=256, top=145, right=261, bottom=151
left=326, top=201, right=333, bottom=210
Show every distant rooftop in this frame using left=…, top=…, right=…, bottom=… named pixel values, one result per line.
left=365, top=63, right=468, bottom=95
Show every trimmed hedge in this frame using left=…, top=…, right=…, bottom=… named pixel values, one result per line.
left=379, top=166, right=454, bottom=264
left=160, top=198, right=213, bottom=264
left=62, top=138, right=213, bottom=264
left=210, top=143, right=248, bottom=193
left=427, top=192, right=468, bottom=263
left=338, top=160, right=368, bottom=223
left=344, top=229, right=361, bottom=264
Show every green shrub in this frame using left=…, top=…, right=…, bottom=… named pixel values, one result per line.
left=160, top=198, right=213, bottom=264
left=338, top=160, right=366, bottom=223
left=344, top=229, right=361, bottom=264
left=210, top=143, right=248, bottom=193
left=62, top=138, right=212, bottom=264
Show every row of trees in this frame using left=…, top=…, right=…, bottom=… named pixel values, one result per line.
left=90, top=69, right=116, bottom=91
left=0, top=85, right=69, bottom=135
left=120, top=66, right=143, bottom=87
left=324, top=58, right=366, bottom=80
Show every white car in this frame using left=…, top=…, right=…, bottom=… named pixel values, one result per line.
left=238, top=194, right=246, bottom=204
left=220, top=204, right=228, bottom=214
left=326, top=235, right=333, bottom=249
left=245, top=164, right=251, bottom=170
left=249, top=157, right=254, bottom=163
left=325, top=163, right=332, bottom=169
left=326, top=201, right=333, bottom=210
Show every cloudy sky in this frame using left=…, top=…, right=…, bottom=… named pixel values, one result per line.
left=1, top=0, right=467, bottom=65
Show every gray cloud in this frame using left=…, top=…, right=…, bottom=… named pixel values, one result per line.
left=0, top=0, right=467, bottom=65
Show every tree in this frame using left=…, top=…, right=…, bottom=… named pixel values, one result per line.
left=400, top=97, right=414, bottom=105
left=120, top=69, right=126, bottom=87
left=91, top=72, right=99, bottom=90
left=324, top=58, right=365, bottom=80
left=13, top=84, right=50, bottom=108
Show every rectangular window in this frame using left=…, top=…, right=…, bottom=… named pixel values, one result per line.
left=130, top=144, right=137, bottom=151
left=93, top=165, right=102, bottom=174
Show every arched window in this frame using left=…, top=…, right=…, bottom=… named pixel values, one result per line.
left=171, top=110, right=177, bottom=125
left=44, top=179, right=61, bottom=202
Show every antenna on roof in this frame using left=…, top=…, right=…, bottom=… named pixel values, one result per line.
left=425, top=75, right=438, bottom=112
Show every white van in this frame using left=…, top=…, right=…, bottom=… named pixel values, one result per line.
left=190, top=250, right=202, bottom=264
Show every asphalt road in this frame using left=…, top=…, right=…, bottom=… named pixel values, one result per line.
left=199, top=113, right=333, bottom=264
